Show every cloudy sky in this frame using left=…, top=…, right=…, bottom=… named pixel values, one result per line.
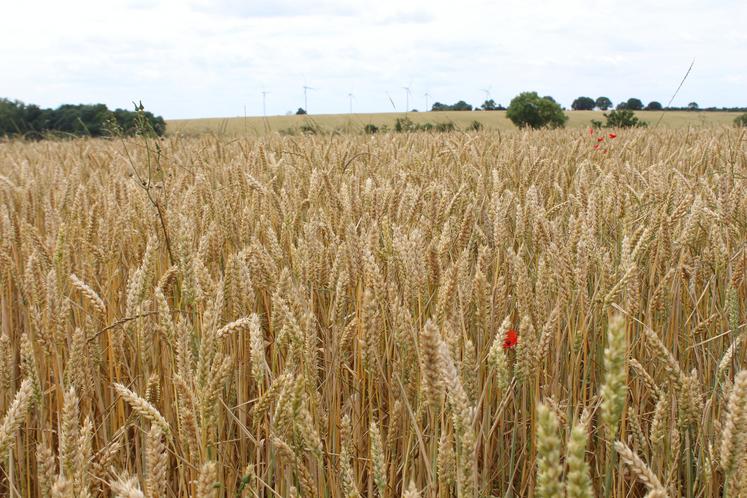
left=2, top=0, right=745, bottom=119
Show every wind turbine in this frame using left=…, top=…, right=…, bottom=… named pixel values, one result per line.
left=385, top=91, right=397, bottom=112
left=261, top=90, right=270, bottom=117
left=481, top=86, right=492, bottom=102
left=303, top=85, right=316, bottom=113
left=424, top=92, right=431, bottom=112
left=348, top=93, right=354, bottom=114
left=402, top=86, right=412, bottom=112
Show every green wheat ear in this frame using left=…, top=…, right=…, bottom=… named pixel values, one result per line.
left=601, top=314, right=627, bottom=439
left=535, top=402, right=563, bottom=498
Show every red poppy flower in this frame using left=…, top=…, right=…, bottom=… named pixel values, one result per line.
left=593, top=144, right=600, bottom=150
left=597, top=136, right=604, bottom=142
left=608, top=133, right=617, bottom=139
left=603, top=149, right=608, bottom=154
left=503, top=329, right=518, bottom=349
left=588, top=128, right=594, bottom=135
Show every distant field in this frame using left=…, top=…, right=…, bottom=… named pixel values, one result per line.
left=168, top=110, right=741, bottom=135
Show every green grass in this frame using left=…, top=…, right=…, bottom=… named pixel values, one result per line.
left=167, top=110, right=742, bottom=136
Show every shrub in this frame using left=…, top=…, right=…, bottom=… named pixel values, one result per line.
left=435, top=121, right=456, bottom=132
left=735, top=113, right=747, bottom=127
left=394, top=117, right=417, bottom=133
left=468, top=120, right=483, bottom=131
left=603, top=109, right=646, bottom=128
left=506, top=92, right=568, bottom=129
left=299, top=122, right=321, bottom=134
left=389, top=118, right=458, bottom=133
left=364, top=124, right=379, bottom=134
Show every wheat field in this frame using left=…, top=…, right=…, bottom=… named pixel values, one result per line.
left=166, top=111, right=741, bottom=137
left=0, top=127, right=746, bottom=498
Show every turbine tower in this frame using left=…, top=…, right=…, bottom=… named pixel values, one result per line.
left=402, top=86, right=412, bottom=112
left=425, top=92, right=430, bottom=112
left=303, top=85, right=316, bottom=113
left=261, top=90, right=270, bottom=117
left=348, top=93, right=354, bottom=114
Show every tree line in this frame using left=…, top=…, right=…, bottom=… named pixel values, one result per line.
left=0, top=99, right=166, bottom=139
left=507, top=93, right=747, bottom=129
left=429, top=96, right=747, bottom=113
left=570, top=96, right=714, bottom=112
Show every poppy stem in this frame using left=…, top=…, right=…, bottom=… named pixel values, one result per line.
left=505, top=395, right=518, bottom=498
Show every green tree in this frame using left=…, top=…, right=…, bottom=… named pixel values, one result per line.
left=451, top=100, right=473, bottom=111
left=687, top=102, right=699, bottom=111
left=0, top=99, right=26, bottom=137
left=645, top=101, right=663, bottom=111
left=734, top=113, right=747, bottom=127
left=571, top=96, right=595, bottom=110
left=481, top=99, right=498, bottom=111
left=0, top=98, right=165, bottom=139
left=296, top=107, right=307, bottom=115
left=506, top=92, right=568, bottom=129
left=595, top=96, right=613, bottom=111
left=625, top=98, right=643, bottom=111
left=431, top=100, right=473, bottom=111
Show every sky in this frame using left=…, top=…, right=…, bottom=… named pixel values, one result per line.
left=1, top=0, right=745, bottom=119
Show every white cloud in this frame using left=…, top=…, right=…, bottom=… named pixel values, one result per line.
left=1, top=0, right=745, bottom=118
left=189, top=0, right=363, bottom=18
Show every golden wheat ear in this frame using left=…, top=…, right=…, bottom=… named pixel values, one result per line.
left=0, top=379, right=35, bottom=459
